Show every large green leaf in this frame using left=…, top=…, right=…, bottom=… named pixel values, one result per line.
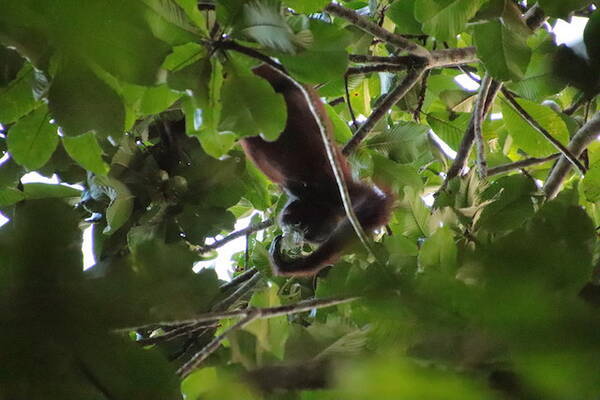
left=387, top=0, right=424, bottom=35
left=0, top=0, right=172, bottom=85
left=584, top=9, right=600, bottom=68
left=279, top=19, right=351, bottom=84
left=476, top=175, right=537, bottom=233
left=538, top=0, right=593, bottom=18
left=0, top=64, right=40, bottom=124
left=7, top=106, right=58, bottom=170
left=474, top=19, right=531, bottom=82
left=501, top=96, right=569, bottom=157
left=48, top=63, right=125, bottom=138
left=418, top=226, right=457, bottom=274
left=426, top=112, right=470, bottom=151
left=62, top=132, right=109, bottom=176
left=415, top=0, right=486, bottom=41
left=238, top=1, right=297, bottom=53
left=22, top=183, right=81, bottom=199
left=582, top=163, right=600, bottom=203
left=508, top=30, right=565, bottom=101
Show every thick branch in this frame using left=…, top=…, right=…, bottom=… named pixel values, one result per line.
left=428, top=47, right=478, bottom=68
left=487, top=153, right=560, bottom=176
left=347, top=64, right=410, bottom=75
left=196, top=219, right=273, bottom=253
left=543, top=112, right=600, bottom=198
left=501, top=88, right=586, bottom=175
left=349, top=47, right=477, bottom=69
left=324, top=3, right=429, bottom=57
left=342, top=67, right=426, bottom=155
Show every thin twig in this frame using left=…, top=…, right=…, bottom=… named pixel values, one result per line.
left=564, top=95, right=587, bottom=115
left=117, top=296, right=357, bottom=332
left=501, top=88, right=586, bottom=175
left=441, top=80, right=502, bottom=186
left=487, top=153, right=560, bottom=176
left=324, top=3, right=429, bottom=57
left=219, top=267, right=258, bottom=291
left=175, top=297, right=358, bottom=377
left=342, top=67, right=426, bottom=155
left=344, top=75, right=358, bottom=128
left=473, top=74, right=493, bottom=177
left=213, top=270, right=262, bottom=312
left=196, top=219, right=273, bottom=253
left=177, top=311, right=258, bottom=378
left=135, top=321, right=219, bottom=346
left=543, top=112, right=600, bottom=198
left=216, top=40, right=285, bottom=72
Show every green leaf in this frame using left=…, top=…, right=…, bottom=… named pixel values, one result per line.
left=367, top=122, right=433, bottom=166
left=477, top=175, right=537, bottom=233
left=239, top=1, right=297, bottom=53
left=418, top=226, right=457, bottom=274
left=279, top=19, right=350, bottom=83
left=92, top=176, right=134, bottom=235
left=386, top=0, right=423, bottom=35
left=426, top=112, right=470, bottom=151
left=245, top=284, right=289, bottom=359
left=415, top=0, right=486, bottom=41
left=0, top=64, right=40, bottom=124
left=538, top=0, right=593, bottom=18
left=372, top=153, right=423, bottom=193
left=141, top=0, right=201, bottom=45
left=474, top=19, right=531, bottom=82
left=22, top=183, right=81, bottom=199
left=582, top=163, right=600, bottom=203
left=508, top=31, right=565, bottom=101
left=0, top=187, right=25, bottom=206
left=220, top=62, right=286, bottom=141
left=62, top=132, right=109, bottom=176
left=501, top=96, right=569, bottom=157
left=0, top=157, right=23, bottom=188
left=167, top=57, right=212, bottom=105
left=48, top=63, right=125, bottom=138
left=138, top=84, right=182, bottom=116
left=584, top=9, right=600, bottom=68
left=7, top=106, right=58, bottom=170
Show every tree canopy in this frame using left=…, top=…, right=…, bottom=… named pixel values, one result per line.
left=1, top=1, right=599, bottom=399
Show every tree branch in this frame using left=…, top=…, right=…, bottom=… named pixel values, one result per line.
left=501, top=88, right=586, bottom=175
left=175, top=297, right=358, bottom=378
left=487, top=153, right=560, bottom=176
left=342, top=67, right=426, bottom=155
left=473, top=74, right=493, bottom=177
left=196, top=219, right=273, bottom=253
left=543, top=112, right=600, bottom=198
left=324, top=3, right=430, bottom=57
left=441, top=80, right=502, bottom=185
